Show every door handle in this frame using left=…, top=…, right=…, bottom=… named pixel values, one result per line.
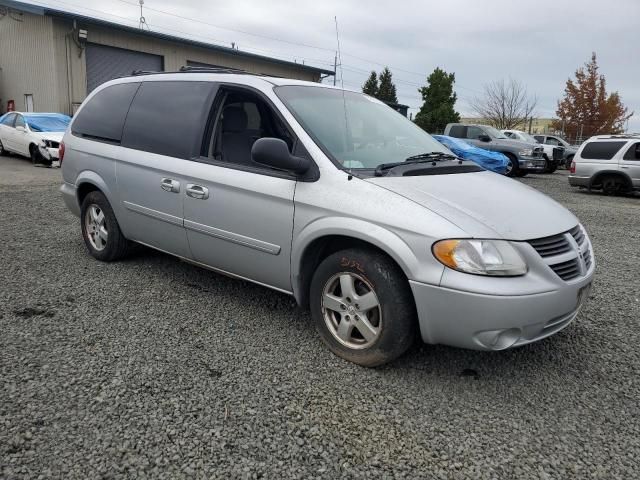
left=620, top=165, right=629, bottom=169
left=161, top=178, right=180, bottom=193
left=186, top=184, right=209, bottom=200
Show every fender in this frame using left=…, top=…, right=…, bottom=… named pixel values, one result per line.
left=589, top=169, right=632, bottom=188
left=75, top=170, right=115, bottom=206
left=291, top=216, right=435, bottom=304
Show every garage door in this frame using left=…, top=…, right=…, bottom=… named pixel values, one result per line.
left=86, top=43, right=164, bottom=93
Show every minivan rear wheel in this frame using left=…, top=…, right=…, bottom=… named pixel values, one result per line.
left=310, top=248, right=416, bottom=367
left=81, top=191, right=131, bottom=261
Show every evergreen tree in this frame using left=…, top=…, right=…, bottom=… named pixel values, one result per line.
left=362, top=71, right=379, bottom=97
left=376, top=67, right=398, bottom=103
left=414, top=67, right=460, bottom=133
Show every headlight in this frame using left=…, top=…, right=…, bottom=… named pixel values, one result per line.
left=518, top=149, right=533, bottom=157
left=432, top=239, right=527, bottom=276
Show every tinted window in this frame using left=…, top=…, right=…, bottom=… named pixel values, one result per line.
left=466, top=126, right=485, bottom=139
left=73, top=82, right=140, bottom=142
left=580, top=141, right=626, bottom=160
left=14, top=115, right=25, bottom=128
left=545, top=137, right=561, bottom=146
left=623, top=142, right=640, bottom=160
left=122, top=81, right=216, bottom=159
left=534, top=135, right=544, bottom=143
left=0, top=113, right=15, bottom=126
left=448, top=125, right=465, bottom=138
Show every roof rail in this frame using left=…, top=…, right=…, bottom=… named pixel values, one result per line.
left=128, top=66, right=266, bottom=77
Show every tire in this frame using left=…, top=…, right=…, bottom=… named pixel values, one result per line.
left=600, top=175, right=626, bottom=196
left=503, top=153, right=519, bottom=177
left=548, top=163, right=558, bottom=173
left=29, top=144, right=50, bottom=166
left=0, top=139, right=7, bottom=156
left=515, top=170, right=528, bottom=177
left=80, top=191, right=132, bottom=261
left=310, top=248, right=417, bottom=367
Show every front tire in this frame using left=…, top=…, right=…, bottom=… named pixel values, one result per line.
left=504, top=153, right=519, bottom=177
left=80, top=191, right=131, bottom=261
left=0, top=139, right=7, bottom=156
left=600, top=175, right=626, bottom=196
left=310, top=248, right=416, bottom=367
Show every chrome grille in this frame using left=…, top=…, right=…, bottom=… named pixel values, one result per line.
left=527, top=233, right=572, bottom=257
left=527, top=224, right=593, bottom=282
left=549, top=259, right=581, bottom=281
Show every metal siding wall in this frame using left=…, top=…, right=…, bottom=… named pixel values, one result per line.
left=0, top=11, right=59, bottom=113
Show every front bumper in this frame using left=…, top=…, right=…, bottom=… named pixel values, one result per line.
left=568, top=175, right=590, bottom=188
left=518, top=156, right=546, bottom=171
left=410, top=275, right=592, bottom=350
left=38, top=145, right=59, bottom=160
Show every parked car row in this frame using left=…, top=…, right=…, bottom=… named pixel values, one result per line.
left=0, top=111, right=70, bottom=166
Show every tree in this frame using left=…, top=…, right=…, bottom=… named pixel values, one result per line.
left=470, top=78, right=537, bottom=129
left=362, top=71, right=379, bottom=97
left=414, top=67, right=460, bottom=133
left=552, top=53, right=633, bottom=141
left=377, top=67, right=398, bottom=104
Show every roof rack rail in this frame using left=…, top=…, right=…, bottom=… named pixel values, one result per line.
left=128, top=66, right=265, bottom=77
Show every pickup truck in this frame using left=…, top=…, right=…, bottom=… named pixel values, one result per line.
left=444, top=123, right=546, bottom=177
left=502, top=129, right=564, bottom=173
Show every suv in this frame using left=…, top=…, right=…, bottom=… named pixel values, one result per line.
left=534, top=134, right=579, bottom=168
left=502, top=129, right=564, bottom=173
left=60, top=70, right=594, bottom=366
left=444, top=123, right=545, bottom=177
left=568, top=135, right=640, bottom=195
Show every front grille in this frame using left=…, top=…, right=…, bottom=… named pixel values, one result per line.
left=533, top=147, right=544, bottom=158
left=549, top=258, right=581, bottom=281
left=527, top=233, right=572, bottom=257
left=552, top=147, right=564, bottom=160
left=527, top=224, right=593, bottom=282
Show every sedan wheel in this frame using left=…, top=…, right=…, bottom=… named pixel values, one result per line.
left=0, top=140, right=7, bottom=156
left=321, top=272, right=382, bottom=349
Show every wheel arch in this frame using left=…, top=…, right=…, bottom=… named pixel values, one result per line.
left=590, top=170, right=632, bottom=189
left=291, top=221, right=420, bottom=308
left=75, top=171, right=115, bottom=208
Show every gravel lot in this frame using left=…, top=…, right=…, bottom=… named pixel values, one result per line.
left=1, top=154, right=639, bottom=479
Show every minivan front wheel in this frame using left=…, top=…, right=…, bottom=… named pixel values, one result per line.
left=310, top=248, right=416, bottom=367
left=81, top=191, right=131, bottom=261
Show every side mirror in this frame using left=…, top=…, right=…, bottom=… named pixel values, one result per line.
left=479, top=134, right=491, bottom=142
left=251, top=137, right=311, bottom=175
left=15, top=125, right=26, bottom=133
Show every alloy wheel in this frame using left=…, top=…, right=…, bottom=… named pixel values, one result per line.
left=321, top=272, right=382, bottom=349
left=84, top=204, right=108, bottom=251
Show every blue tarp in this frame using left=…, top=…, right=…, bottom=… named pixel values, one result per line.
left=23, top=114, right=71, bottom=132
left=432, top=135, right=509, bottom=174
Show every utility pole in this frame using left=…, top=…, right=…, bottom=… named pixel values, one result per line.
left=333, top=52, right=337, bottom=86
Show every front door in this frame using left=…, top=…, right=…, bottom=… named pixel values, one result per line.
left=182, top=87, right=297, bottom=292
left=620, top=141, right=640, bottom=189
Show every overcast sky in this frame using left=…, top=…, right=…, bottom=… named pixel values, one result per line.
left=34, top=0, right=640, bottom=131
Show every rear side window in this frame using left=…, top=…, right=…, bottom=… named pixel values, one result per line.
left=448, top=125, right=465, bottom=138
left=623, top=142, right=640, bottom=160
left=0, top=113, right=15, bottom=126
left=72, top=82, right=140, bottom=142
left=121, top=81, right=216, bottom=159
left=580, top=141, right=626, bottom=160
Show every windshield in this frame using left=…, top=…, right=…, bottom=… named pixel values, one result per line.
left=517, top=131, right=538, bottom=143
left=483, top=125, right=507, bottom=139
left=24, top=114, right=71, bottom=132
left=275, top=86, right=450, bottom=169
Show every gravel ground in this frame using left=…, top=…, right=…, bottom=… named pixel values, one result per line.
left=1, top=155, right=639, bottom=479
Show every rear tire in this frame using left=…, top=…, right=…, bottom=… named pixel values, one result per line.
left=600, top=175, right=626, bottom=196
left=504, top=153, right=519, bottom=177
left=80, top=191, right=132, bottom=261
left=310, top=248, right=417, bottom=367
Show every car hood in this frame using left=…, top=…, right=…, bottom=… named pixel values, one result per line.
left=366, top=171, right=578, bottom=240
left=491, top=137, right=539, bottom=149
left=32, top=131, right=64, bottom=142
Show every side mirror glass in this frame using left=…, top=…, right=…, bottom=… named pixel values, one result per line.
left=251, top=137, right=311, bottom=175
left=479, top=134, right=491, bottom=142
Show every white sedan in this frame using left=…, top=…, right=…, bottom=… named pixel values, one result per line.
left=0, top=112, right=71, bottom=166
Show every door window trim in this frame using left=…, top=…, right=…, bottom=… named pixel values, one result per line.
left=195, top=83, right=319, bottom=182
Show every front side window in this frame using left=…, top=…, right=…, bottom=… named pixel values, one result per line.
left=482, top=126, right=507, bottom=139
left=580, top=141, right=626, bottom=160
left=208, top=89, right=293, bottom=168
left=275, top=86, right=449, bottom=170
left=534, top=135, right=544, bottom=143
left=545, top=137, right=561, bottom=146
left=466, top=126, right=486, bottom=140
left=14, top=115, right=25, bottom=128
left=623, top=142, right=640, bottom=160
left=0, top=113, right=16, bottom=126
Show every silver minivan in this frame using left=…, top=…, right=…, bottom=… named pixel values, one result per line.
left=60, top=70, right=595, bottom=366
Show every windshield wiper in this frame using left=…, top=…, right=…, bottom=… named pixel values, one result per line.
left=374, top=152, right=459, bottom=176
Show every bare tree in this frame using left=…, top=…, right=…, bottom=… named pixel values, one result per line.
left=470, top=78, right=537, bottom=129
